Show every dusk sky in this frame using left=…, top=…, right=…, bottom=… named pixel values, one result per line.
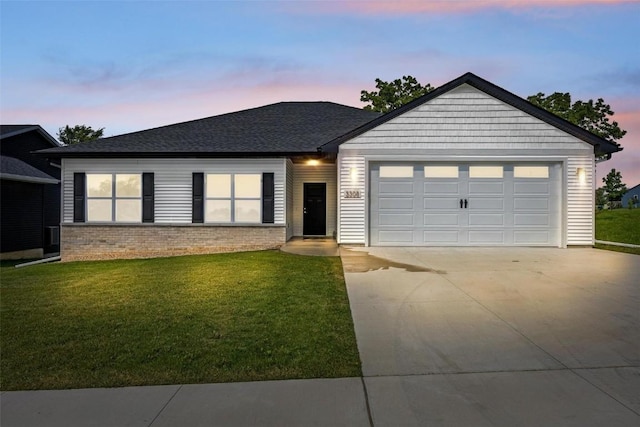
left=1, top=0, right=638, bottom=186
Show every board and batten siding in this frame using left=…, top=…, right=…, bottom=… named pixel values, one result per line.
left=292, top=163, right=337, bottom=237
left=62, top=158, right=287, bottom=224
left=337, top=83, right=596, bottom=246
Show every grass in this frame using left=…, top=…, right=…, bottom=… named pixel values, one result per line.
left=0, top=251, right=361, bottom=391
left=595, top=208, right=640, bottom=255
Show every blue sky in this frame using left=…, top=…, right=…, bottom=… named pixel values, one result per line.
left=1, top=0, right=639, bottom=185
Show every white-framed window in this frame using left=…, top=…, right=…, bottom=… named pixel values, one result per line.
left=86, top=173, right=142, bottom=222
left=379, top=166, right=413, bottom=178
left=514, top=166, right=549, bottom=178
left=206, top=173, right=261, bottom=223
left=469, top=166, right=504, bottom=178
left=424, top=166, right=459, bottom=178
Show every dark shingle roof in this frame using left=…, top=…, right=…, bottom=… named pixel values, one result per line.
left=0, top=156, right=59, bottom=184
left=37, top=102, right=381, bottom=158
left=0, top=125, right=62, bottom=147
left=321, top=72, right=622, bottom=156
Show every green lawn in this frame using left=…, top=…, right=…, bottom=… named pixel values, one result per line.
left=0, top=251, right=361, bottom=391
left=595, top=208, right=640, bottom=255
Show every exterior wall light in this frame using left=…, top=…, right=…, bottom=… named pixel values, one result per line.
left=577, top=167, right=586, bottom=185
left=306, top=159, right=320, bottom=166
left=350, top=167, right=358, bottom=183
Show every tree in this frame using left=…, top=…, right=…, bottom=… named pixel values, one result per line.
left=595, top=187, right=606, bottom=210
left=601, top=168, right=627, bottom=208
left=57, top=125, right=104, bottom=145
left=527, top=92, right=626, bottom=148
left=360, top=75, right=434, bottom=113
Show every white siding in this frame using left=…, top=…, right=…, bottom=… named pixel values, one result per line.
left=338, top=83, right=596, bottom=246
left=286, top=159, right=294, bottom=240
left=337, top=156, right=366, bottom=244
left=292, top=163, right=337, bottom=237
left=62, top=158, right=287, bottom=224
left=567, top=156, right=595, bottom=245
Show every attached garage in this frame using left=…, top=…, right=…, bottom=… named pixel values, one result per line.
left=370, top=162, right=561, bottom=246
left=333, top=73, right=621, bottom=248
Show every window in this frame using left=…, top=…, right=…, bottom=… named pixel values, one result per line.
left=469, top=166, right=503, bottom=178
left=514, top=166, right=549, bottom=178
left=379, top=166, right=413, bottom=178
left=206, top=174, right=261, bottom=223
left=424, top=166, right=459, bottom=178
left=86, top=174, right=141, bottom=222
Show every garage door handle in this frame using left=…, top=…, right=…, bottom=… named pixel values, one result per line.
left=464, top=199, right=468, bottom=209
left=460, top=199, right=464, bottom=209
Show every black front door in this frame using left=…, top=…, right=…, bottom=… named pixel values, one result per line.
left=303, top=183, right=326, bottom=236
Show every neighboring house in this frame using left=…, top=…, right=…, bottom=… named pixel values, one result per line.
left=36, top=73, right=621, bottom=261
left=1, top=125, right=62, bottom=259
left=622, top=184, right=640, bottom=208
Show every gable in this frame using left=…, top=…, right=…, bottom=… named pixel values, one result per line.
left=341, top=84, right=592, bottom=151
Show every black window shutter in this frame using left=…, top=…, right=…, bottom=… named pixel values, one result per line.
left=192, top=173, right=204, bottom=223
left=262, top=172, right=275, bottom=224
left=73, top=173, right=85, bottom=222
left=142, top=173, right=154, bottom=223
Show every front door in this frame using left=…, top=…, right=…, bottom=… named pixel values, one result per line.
left=303, top=183, right=326, bottom=236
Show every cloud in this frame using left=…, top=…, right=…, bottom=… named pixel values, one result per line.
left=285, top=0, right=632, bottom=15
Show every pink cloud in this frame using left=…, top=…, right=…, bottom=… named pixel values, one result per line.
left=285, top=0, right=629, bottom=15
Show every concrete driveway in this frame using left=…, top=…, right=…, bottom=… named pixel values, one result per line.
left=341, top=247, right=640, bottom=426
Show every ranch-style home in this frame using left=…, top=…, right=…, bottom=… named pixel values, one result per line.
left=37, top=72, right=621, bottom=261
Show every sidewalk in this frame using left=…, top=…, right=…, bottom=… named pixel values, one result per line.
left=1, top=378, right=371, bottom=427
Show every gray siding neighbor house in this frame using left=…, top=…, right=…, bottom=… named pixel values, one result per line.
left=36, top=73, right=621, bottom=261
left=622, top=184, right=640, bottom=208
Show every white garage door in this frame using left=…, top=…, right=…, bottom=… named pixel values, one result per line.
left=370, top=163, right=561, bottom=246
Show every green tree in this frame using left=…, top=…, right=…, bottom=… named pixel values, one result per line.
left=595, top=187, right=606, bottom=210
left=527, top=92, right=626, bottom=148
left=57, top=125, right=104, bottom=145
left=602, top=168, right=627, bottom=208
left=360, top=75, right=434, bottom=113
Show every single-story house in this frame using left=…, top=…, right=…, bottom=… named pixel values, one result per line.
left=622, top=183, right=640, bottom=208
left=1, top=125, right=62, bottom=259
left=36, top=72, right=621, bottom=261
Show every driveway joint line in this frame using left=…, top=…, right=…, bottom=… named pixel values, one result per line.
left=569, top=368, right=640, bottom=417
left=147, top=384, right=182, bottom=427
left=360, top=376, right=375, bottom=427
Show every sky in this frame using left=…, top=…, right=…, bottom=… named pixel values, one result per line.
left=1, top=0, right=639, bottom=186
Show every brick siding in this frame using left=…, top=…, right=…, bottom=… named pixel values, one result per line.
left=61, top=225, right=287, bottom=261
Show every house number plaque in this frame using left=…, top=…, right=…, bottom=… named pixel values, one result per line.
left=344, top=190, right=361, bottom=199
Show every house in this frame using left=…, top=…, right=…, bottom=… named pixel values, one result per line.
left=1, top=125, right=61, bottom=259
left=622, top=183, right=640, bottom=208
left=36, top=73, right=621, bottom=261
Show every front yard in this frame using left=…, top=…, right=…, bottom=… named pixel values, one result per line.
left=0, top=251, right=361, bottom=391
left=595, top=208, right=640, bottom=255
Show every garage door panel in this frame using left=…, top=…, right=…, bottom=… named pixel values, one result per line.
left=469, top=214, right=504, bottom=226
left=380, top=182, right=413, bottom=194
left=424, top=182, right=459, bottom=194
left=379, top=213, right=414, bottom=226
left=424, top=197, right=459, bottom=209
left=514, top=182, right=549, bottom=194
left=469, top=198, right=504, bottom=210
left=379, top=230, right=413, bottom=243
left=514, top=214, right=549, bottom=226
left=425, top=213, right=459, bottom=226
left=469, top=182, right=504, bottom=195
left=424, top=230, right=460, bottom=243
left=514, top=198, right=548, bottom=210
left=379, top=197, right=413, bottom=209
left=469, top=230, right=505, bottom=244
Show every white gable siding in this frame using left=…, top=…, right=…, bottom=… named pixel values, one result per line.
left=338, top=84, right=596, bottom=246
left=62, top=158, right=286, bottom=224
left=292, top=163, right=337, bottom=237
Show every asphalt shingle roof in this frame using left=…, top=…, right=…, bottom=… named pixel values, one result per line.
left=37, top=102, right=381, bottom=157
left=0, top=156, right=59, bottom=183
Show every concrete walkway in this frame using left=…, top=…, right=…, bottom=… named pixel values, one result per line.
left=280, top=237, right=339, bottom=256
left=2, top=247, right=639, bottom=426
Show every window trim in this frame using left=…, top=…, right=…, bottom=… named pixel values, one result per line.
left=205, top=173, right=262, bottom=224
left=85, top=173, right=143, bottom=223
